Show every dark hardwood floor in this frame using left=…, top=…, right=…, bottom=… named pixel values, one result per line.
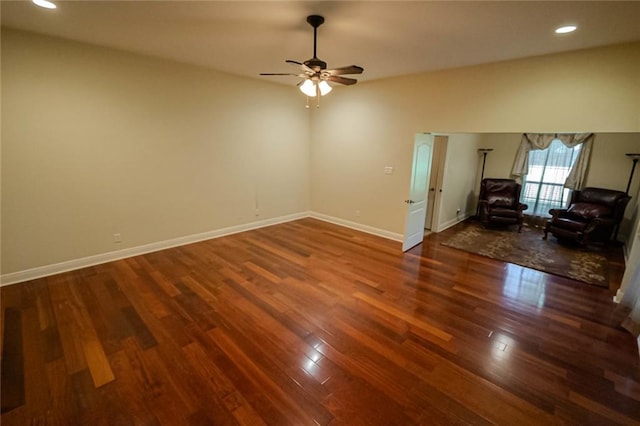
left=1, top=218, right=639, bottom=425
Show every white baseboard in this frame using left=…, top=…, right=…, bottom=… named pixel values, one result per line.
left=309, top=212, right=403, bottom=242
left=0, top=212, right=310, bottom=286
left=613, top=289, right=624, bottom=304
left=1, top=211, right=405, bottom=286
left=437, top=212, right=472, bottom=232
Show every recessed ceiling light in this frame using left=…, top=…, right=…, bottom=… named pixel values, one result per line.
left=32, top=0, right=57, bottom=9
left=555, top=25, right=577, bottom=34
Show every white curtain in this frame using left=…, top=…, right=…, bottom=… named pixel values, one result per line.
left=511, top=133, right=594, bottom=189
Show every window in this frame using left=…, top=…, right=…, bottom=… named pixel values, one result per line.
left=521, top=139, right=581, bottom=216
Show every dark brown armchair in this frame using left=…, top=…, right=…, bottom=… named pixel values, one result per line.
left=478, top=178, right=528, bottom=232
left=543, top=187, right=631, bottom=246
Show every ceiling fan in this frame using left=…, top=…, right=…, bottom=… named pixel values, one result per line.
left=260, top=15, right=364, bottom=105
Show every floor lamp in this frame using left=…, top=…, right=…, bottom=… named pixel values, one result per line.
left=476, top=148, right=494, bottom=218
left=614, top=153, right=640, bottom=242
left=625, top=153, right=640, bottom=195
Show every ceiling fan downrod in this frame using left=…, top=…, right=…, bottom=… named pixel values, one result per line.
left=307, top=15, right=324, bottom=60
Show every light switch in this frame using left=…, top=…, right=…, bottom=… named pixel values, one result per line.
left=384, top=166, right=394, bottom=175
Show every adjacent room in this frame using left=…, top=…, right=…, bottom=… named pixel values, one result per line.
left=2, top=1, right=640, bottom=424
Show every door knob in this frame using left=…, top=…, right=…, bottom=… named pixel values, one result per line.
left=405, top=199, right=415, bottom=204
left=429, top=188, right=435, bottom=191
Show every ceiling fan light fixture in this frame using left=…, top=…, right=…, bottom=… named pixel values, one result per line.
left=32, top=0, right=57, bottom=9
left=318, top=80, right=332, bottom=96
left=299, top=79, right=317, bottom=97
left=555, top=25, right=577, bottom=34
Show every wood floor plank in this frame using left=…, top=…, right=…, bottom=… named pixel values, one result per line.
left=20, top=302, right=55, bottom=420
left=568, top=391, right=640, bottom=425
left=66, top=281, right=115, bottom=388
left=104, top=345, right=160, bottom=425
left=1, top=218, right=639, bottom=424
left=182, top=340, right=265, bottom=425
left=1, top=308, right=25, bottom=413
left=47, top=279, right=89, bottom=375
left=353, top=291, right=453, bottom=342
left=208, top=327, right=326, bottom=425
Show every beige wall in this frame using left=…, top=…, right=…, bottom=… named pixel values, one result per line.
left=476, top=133, right=522, bottom=181
left=311, top=42, right=640, bottom=235
left=579, top=133, right=640, bottom=247
left=1, top=29, right=311, bottom=274
left=437, top=133, right=481, bottom=229
left=3, top=29, right=640, bottom=277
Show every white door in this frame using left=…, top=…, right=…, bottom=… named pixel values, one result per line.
left=402, top=134, right=434, bottom=251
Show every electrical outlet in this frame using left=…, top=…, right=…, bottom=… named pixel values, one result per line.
left=355, top=210, right=361, bottom=217
left=113, top=233, right=122, bottom=243
left=456, top=208, right=461, bottom=215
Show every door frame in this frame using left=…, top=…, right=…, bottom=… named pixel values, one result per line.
left=424, top=135, right=448, bottom=232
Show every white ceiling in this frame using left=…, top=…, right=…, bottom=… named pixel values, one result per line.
left=2, top=1, right=640, bottom=86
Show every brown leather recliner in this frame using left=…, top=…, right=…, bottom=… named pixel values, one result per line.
left=478, top=178, right=528, bottom=232
left=543, top=187, right=631, bottom=246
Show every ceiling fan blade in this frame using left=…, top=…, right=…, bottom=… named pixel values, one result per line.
left=260, top=73, right=306, bottom=76
left=327, top=75, right=358, bottom=86
left=286, top=59, right=314, bottom=74
left=325, top=65, right=364, bottom=75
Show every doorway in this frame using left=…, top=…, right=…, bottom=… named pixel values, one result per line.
left=424, top=135, right=448, bottom=232
left=402, top=134, right=448, bottom=252
left=402, top=134, right=433, bottom=251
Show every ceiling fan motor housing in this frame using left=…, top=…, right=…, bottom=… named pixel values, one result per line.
left=307, top=15, right=324, bottom=28
left=304, top=58, right=327, bottom=71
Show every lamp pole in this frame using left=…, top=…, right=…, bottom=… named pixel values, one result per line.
left=476, top=148, right=494, bottom=218
left=625, top=153, right=640, bottom=195
left=478, top=148, right=493, bottom=182
left=614, top=153, right=640, bottom=242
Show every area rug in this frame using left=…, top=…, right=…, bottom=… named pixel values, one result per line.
left=440, top=222, right=609, bottom=287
